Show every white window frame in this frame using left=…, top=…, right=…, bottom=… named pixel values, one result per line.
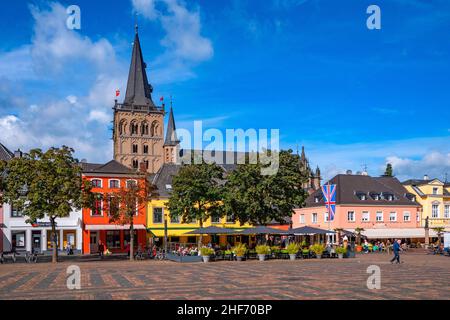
left=362, top=211, right=370, bottom=222
left=347, top=211, right=355, bottom=222
left=376, top=211, right=383, bottom=222
left=300, top=214, right=305, bottom=224
left=324, top=212, right=329, bottom=222
left=432, top=187, right=439, bottom=195
left=126, top=179, right=138, bottom=189
left=444, top=205, right=450, bottom=219
left=108, top=179, right=120, bottom=189
left=403, top=211, right=411, bottom=222
left=90, top=178, right=102, bottom=188
left=389, top=212, right=397, bottom=222
left=432, top=204, right=439, bottom=218
left=91, top=199, right=103, bottom=217
left=312, top=213, right=318, bottom=224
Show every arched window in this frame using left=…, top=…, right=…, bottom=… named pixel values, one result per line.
left=132, top=159, right=139, bottom=169
left=119, top=120, right=127, bottom=135
left=151, top=121, right=160, bottom=137
left=141, top=121, right=149, bottom=136
left=130, top=121, right=139, bottom=135
left=143, top=144, right=149, bottom=154
left=132, top=144, right=138, bottom=154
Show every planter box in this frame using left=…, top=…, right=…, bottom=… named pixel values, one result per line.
left=202, top=256, right=210, bottom=263
left=289, top=254, right=296, bottom=261
left=236, top=256, right=244, bottom=261
left=258, top=254, right=266, bottom=261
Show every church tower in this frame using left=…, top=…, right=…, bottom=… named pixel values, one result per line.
left=163, top=105, right=180, bottom=164
left=113, top=26, right=165, bottom=173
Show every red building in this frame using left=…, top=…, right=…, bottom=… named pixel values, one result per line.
left=81, top=160, right=147, bottom=254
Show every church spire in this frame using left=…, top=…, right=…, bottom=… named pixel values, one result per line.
left=124, top=27, right=155, bottom=107
left=164, top=105, right=179, bottom=146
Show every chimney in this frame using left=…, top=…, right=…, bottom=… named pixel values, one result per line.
left=139, top=162, right=147, bottom=173
left=14, top=149, right=23, bottom=158
left=423, top=174, right=429, bottom=181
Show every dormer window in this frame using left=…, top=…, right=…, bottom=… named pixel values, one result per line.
left=383, top=193, right=394, bottom=201
left=355, top=191, right=367, bottom=201
left=433, top=187, right=439, bottom=195
left=405, top=193, right=416, bottom=202
left=370, top=192, right=381, bottom=200
left=314, top=195, right=322, bottom=203
left=165, top=184, right=172, bottom=191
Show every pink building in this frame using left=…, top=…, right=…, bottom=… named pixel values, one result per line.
left=293, top=174, right=425, bottom=241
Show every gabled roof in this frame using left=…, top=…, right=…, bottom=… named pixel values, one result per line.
left=123, top=28, right=155, bottom=108
left=402, top=178, right=444, bottom=186
left=82, top=160, right=136, bottom=175
left=302, top=174, right=420, bottom=208
left=0, top=142, right=13, bottom=161
left=164, top=106, right=179, bottom=146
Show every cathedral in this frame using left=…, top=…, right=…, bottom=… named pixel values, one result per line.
left=113, top=26, right=179, bottom=174
left=112, top=27, right=321, bottom=192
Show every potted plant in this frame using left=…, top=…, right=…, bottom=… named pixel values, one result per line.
left=233, top=243, right=247, bottom=261
left=311, top=244, right=325, bottom=259
left=335, top=246, right=347, bottom=259
left=286, top=243, right=301, bottom=260
left=200, top=247, right=215, bottom=263
left=255, top=245, right=271, bottom=261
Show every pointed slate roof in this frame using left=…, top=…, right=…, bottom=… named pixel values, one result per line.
left=124, top=27, right=155, bottom=108
left=164, top=107, right=179, bottom=146
left=0, top=142, right=13, bottom=161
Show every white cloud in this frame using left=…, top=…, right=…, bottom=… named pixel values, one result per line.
left=132, top=0, right=213, bottom=83
left=88, top=110, right=111, bottom=124
left=386, top=152, right=450, bottom=181
left=299, top=136, right=450, bottom=182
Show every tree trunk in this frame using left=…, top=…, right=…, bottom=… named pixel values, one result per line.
left=130, top=222, right=134, bottom=261
left=198, top=219, right=203, bottom=251
left=50, top=217, right=57, bottom=263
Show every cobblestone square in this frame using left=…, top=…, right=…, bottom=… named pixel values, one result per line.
left=1, top=251, right=449, bottom=300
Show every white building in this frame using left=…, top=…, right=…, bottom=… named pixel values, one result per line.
left=2, top=203, right=82, bottom=253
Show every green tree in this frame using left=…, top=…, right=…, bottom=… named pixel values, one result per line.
left=223, top=150, right=308, bottom=225
left=106, top=172, right=156, bottom=261
left=0, top=147, right=93, bottom=263
left=166, top=161, right=224, bottom=249
left=384, top=163, right=393, bottom=177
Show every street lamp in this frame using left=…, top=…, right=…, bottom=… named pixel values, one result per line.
left=164, top=211, right=168, bottom=254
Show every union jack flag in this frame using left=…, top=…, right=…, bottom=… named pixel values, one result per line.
left=321, top=183, right=336, bottom=221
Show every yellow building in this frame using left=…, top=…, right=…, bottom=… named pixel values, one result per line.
left=147, top=164, right=253, bottom=247
left=403, top=176, right=450, bottom=231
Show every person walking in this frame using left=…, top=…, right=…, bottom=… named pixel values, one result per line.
left=98, top=241, right=105, bottom=259
left=390, top=239, right=402, bottom=264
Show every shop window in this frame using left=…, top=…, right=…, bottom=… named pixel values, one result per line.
left=124, top=230, right=138, bottom=248
left=106, top=231, right=121, bottom=249
left=187, top=236, right=197, bottom=244
left=12, top=231, right=26, bottom=249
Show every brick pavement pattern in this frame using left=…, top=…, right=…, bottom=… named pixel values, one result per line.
left=0, top=251, right=449, bottom=300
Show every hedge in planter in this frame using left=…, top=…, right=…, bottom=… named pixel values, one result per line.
left=255, top=245, right=271, bottom=261
left=311, top=244, right=325, bottom=258
left=233, top=243, right=247, bottom=261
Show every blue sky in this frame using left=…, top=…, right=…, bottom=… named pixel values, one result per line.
left=0, top=0, right=449, bottom=181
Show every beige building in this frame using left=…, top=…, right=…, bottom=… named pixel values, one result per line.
left=403, top=175, right=450, bottom=231
left=113, top=27, right=178, bottom=173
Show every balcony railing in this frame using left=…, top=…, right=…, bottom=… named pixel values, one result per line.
left=114, top=102, right=164, bottom=113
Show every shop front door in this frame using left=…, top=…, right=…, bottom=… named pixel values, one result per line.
left=32, top=231, right=41, bottom=252
left=90, top=232, right=99, bottom=254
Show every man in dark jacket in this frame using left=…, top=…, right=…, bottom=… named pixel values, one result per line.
left=390, top=239, right=402, bottom=264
